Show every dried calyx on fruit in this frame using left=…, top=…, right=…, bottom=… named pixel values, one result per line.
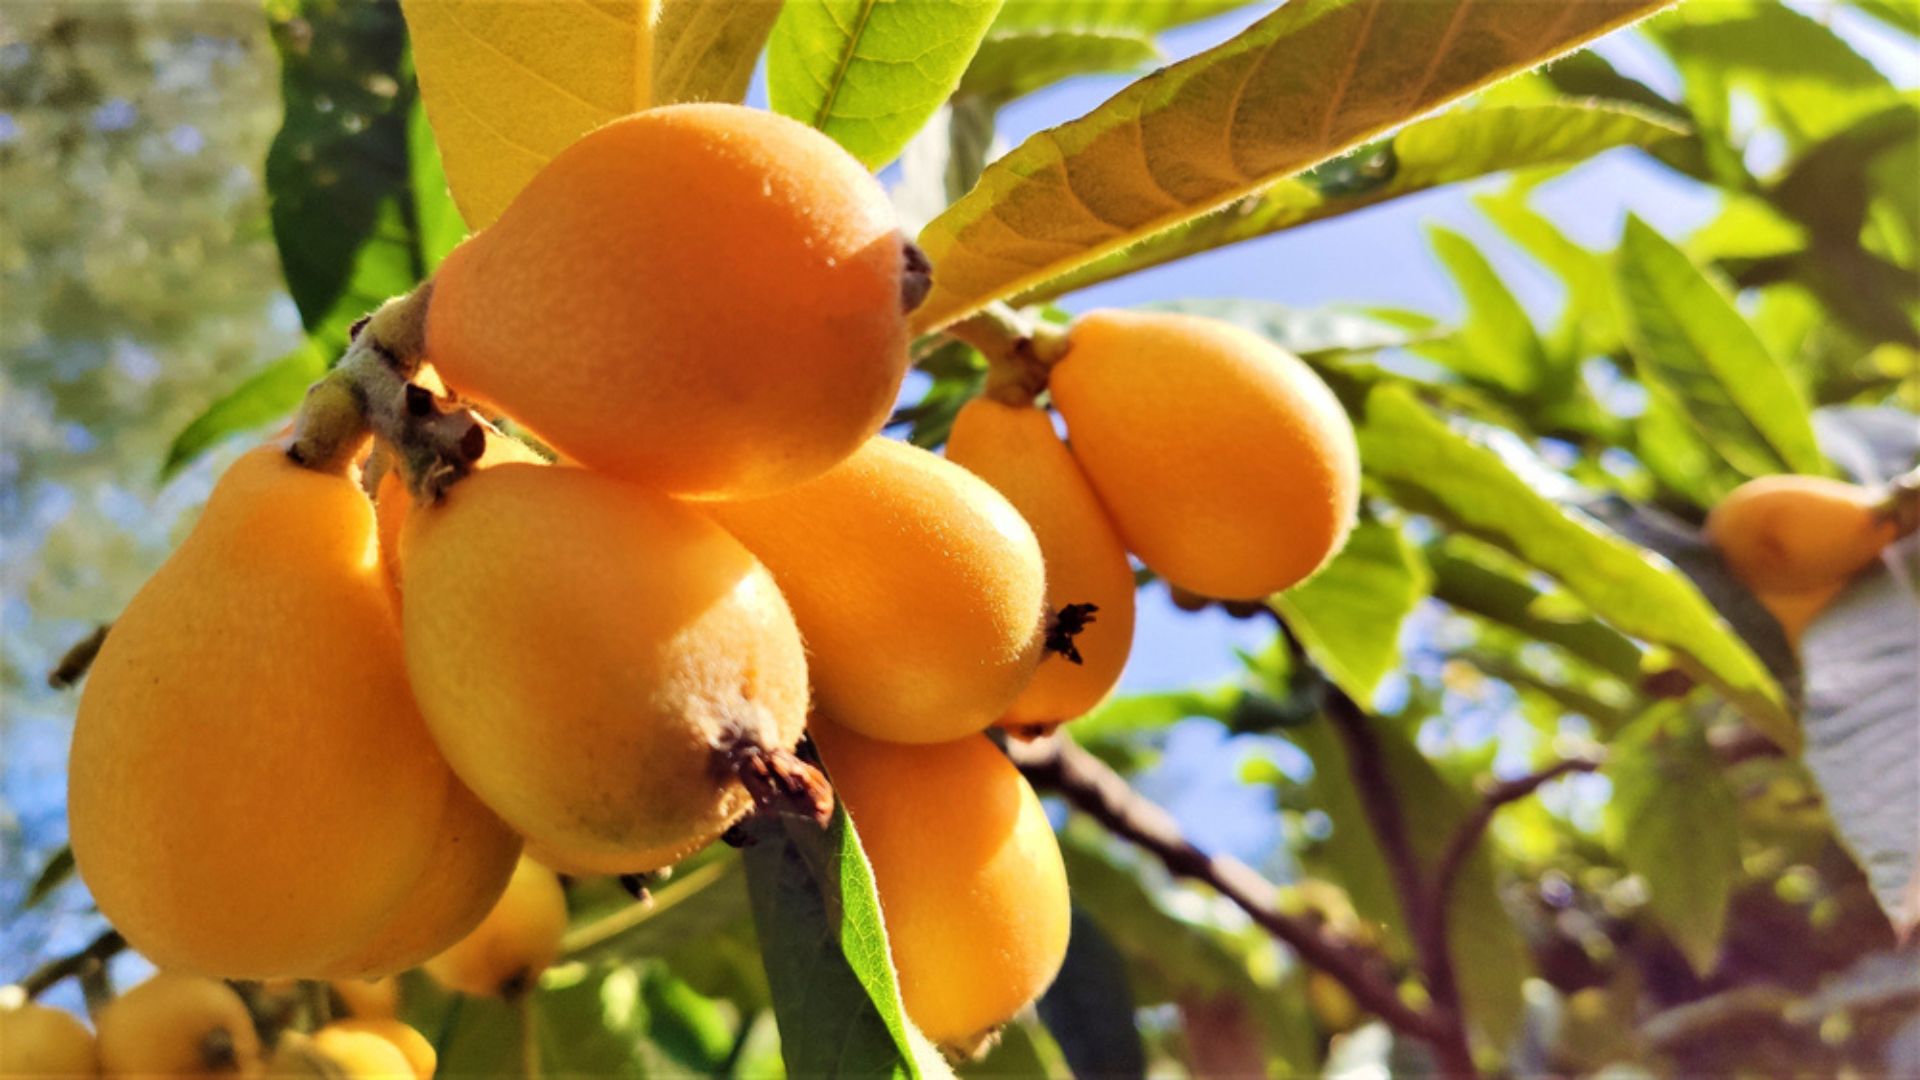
left=399, top=463, right=823, bottom=874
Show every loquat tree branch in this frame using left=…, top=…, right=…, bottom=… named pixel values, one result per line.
left=1419, top=753, right=1604, bottom=1013
left=1320, top=691, right=1479, bottom=1079
left=16, top=929, right=124, bottom=999
left=1003, top=734, right=1450, bottom=1046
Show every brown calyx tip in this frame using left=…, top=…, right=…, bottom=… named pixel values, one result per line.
left=941, top=1022, right=1005, bottom=1063
left=900, top=240, right=933, bottom=314
left=48, top=622, right=111, bottom=689
left=199, top=1027, right=240, bottom=1072
left=714, top=731, right=835, bottom=829
left=1044, top=602, right=1099, bottom=665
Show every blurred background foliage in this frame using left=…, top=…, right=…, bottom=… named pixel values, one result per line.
left=3, top=0, right=1917, bottom=1076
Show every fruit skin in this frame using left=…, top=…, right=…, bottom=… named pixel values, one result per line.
left=427, top=103, right=909, bottom=499
left=1050, top=309, right=1360, bottom=600
left=424, top=856, right=568, bottom=999
left=1754, top=581, right=1847, bottom=649
left=706, top=438, right=1047, bottom=744
left=327, top=978, right=397, bottom=1020
left=1706, top=475, right=1895, bottom=594
left=809, top=718, right=1070, bottom=1048
left=96, top=974, right=262, bottom=1078
left=0, top=1001, right=99, bottom=1076
left=373, top=404, right=545, bottom=610
left=69, top=445, right=449, bottom=977
left=946, top=398, right=1136, bottom=731
left=323, top=776, right=522, bottom=979
left=312, top=1021, right=432, bottom=1080
left=402, top=464, right=808, bottom=873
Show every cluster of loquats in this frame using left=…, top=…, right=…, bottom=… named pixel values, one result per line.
left=53, top=100, right=1366, bottom=1061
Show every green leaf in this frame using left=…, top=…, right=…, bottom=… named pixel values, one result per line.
left=1421, top=225, right=1551, bottom=395
left=1615, top=215, right=1827, bottom=482
left=1800, top=406, right=1920, bottom=933
left=767, top=0, right=1005, bottom=169
left=1646, top=0, right=1900, bottom=150
left=1034, top=908, right=1147, bottom=1079
left=23, top=846, right=74, bottom=911
left=1604, top=704, right=1741, bottom=974
left=1474, top=187, right=1619, bottom=358
left=1143, top=298, right=1446, bottom=358
left=160, top=343, right=329, bottom=481
left=1272, top=521, right=1430, bottom=708
left=1286, top=715, right=1533, bottom=1052
left=911, top=0, right=1679, bottom=331
left=407, top=97, right=465, bottom=276
left=958, top=27, right=1160, bottom=107
left=1358, top=385, right=1796, bottom=751
left=561, top=856, right=750, bottom=964
left=1031, top=102, right=1684, bottom=306
left=1427, top=537, right=1647, bottom=688
left=743, top=810, right=952, bottom=1079
left=1851, top=0, right=1920, bottom=37
left=266, top=0, right=438, bottom=352
left=653, top=0, right=785, bottom=107
left=958, top=0, right=1255, bottom=107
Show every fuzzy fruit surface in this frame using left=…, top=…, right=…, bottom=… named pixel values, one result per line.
left=946, top=398, right=1136, bottom=729
left=424, top=856, right=568, bottom=999
left=96, top=974, right=262, bottom=1078
left=706, top=438, right=1046, bottom=743
left=1051, top=310, right=1360, bottom=600
left=315, top=1021, right=433, bottom=1080
left=809, top=718, right=1070, bottom=1047
left=374, top=403, right=545, bottom=610
left=1755, top=580, right=1847, bottom=649
left=402, top=464, right=808, bottom=873
left=68, top=445, right=449, bottom=977
left=1706, top=475, right=1894, bottom=594
left=324, top=776, right=522, bottom=979
left=0, top=1001, right=98, bottom=1076
left=427, top=103, right=909, bottom=499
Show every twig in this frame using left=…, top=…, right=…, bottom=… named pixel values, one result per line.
left=1429, top=756, right=1603, bottom=924
left=1005, top=735, right=1448, bottom=1045
left=1418, top=755, right=1604, bottom=1036
left=17, top=929, right=125, bottom=999
left=1322, top=691, right=1479, bottom=1079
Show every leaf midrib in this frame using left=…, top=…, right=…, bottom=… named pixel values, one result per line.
left=814, top=0, right=886, bottom=129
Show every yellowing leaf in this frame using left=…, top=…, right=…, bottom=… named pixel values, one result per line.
left=403, top=0, right=783, bottom=231
left=912, top=0, right=1676, bottom=332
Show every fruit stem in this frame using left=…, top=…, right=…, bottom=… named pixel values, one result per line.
left=945, top=301, right=1070, bottom=406
left=285, top=282, right=492, bottom=504
left=714, top=730, right=834, bottom=828
left=1878, top=464, right=1920, bottom=539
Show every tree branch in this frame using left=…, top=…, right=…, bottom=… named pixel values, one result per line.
left=16, top=929, right=124, bottom=999
left=1429, top=756, right=1604, bottom=925
left=1320, top=692, right=1479, bottom=1078
left=1005, top=734, right=1449, bottom=1046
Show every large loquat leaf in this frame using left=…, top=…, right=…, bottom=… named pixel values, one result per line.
left=402, top=0, right=784, bottom=231
left=910, top=0, right=1677, bottom=332
left=1359, top=385, right=1798, bottom=752
left=1026, top=102, right=1685, bottom=305
left=767, top=0, right=1003, bottom=169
